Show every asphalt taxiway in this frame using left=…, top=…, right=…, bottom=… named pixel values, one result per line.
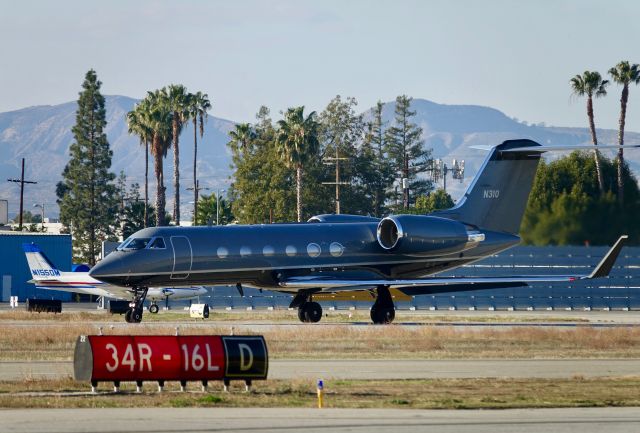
left=1, top=407, right=639, bottom=433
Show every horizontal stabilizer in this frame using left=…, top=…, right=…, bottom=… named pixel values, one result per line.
left=472, top=144, right=640, bottom=153
left=588, top=235, right=628, bottom=279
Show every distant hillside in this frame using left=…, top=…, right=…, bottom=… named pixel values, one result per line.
left=367, top=99, right=640, bottom=198
left=1, top=96, right=639, bottom=219
left=0, top=95, right=236, bottom=220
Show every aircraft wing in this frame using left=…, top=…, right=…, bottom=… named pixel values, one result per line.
left=279, top=235, right=628, bottom=293
left=27, top=279, right=134, bottom=299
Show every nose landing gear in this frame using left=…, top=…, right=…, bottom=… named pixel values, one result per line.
left=125, top=287, right=148, bottom=323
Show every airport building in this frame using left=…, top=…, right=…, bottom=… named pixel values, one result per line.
left=0, top=232, right=73, bottom=301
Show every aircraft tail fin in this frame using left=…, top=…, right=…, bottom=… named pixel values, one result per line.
left=432, top=139, right=543, bottom=235
left=23, top=243, right=62, bottom=280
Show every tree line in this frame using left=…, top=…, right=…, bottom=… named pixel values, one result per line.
left=228, top=95, right=438, bottom=224
left=55, top=70, right=212, bottom=263
left=522, top=60, right=640, bottom=245
left=53, top=62, right=640, bottom=263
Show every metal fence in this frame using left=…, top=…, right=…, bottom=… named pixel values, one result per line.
left=190, top=245, right=640, bottom=311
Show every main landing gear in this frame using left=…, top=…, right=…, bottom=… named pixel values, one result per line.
left=370, top=286, right=395, bottom=324
left=290, top=286, right=396, bottom=324
left=125, top=287, right=148, bottom=323
left=148, top=303, right=160, bottom=314
left=298, top=301, right=323, bottom=323
left=290, top=290, right=323, bottom=323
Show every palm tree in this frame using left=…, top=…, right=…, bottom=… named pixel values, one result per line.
left=126, top=100, right=154, bottom=227
left=275, top=106, right=320, bottom=222
left=570, top=71, right=609, bottom=193
left=145, top=90, right=173, bottom=226
left=228, top=123, right=255, bottom=155
left=163, top=84, right=190, bottom=225
left=188, top=91, right=211, bottom=223
left=609, top=61, right=640, bottom=203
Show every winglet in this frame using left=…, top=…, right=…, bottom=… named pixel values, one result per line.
left=587, top=235, right=628, bottom=279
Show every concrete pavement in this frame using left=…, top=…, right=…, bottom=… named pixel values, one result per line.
left=1, top=407, right=639, bottom=433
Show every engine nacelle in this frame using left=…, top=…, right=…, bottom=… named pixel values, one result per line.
left=376, top=215, right=483, bottom=257
left=308, top=214, right=380, bottom=223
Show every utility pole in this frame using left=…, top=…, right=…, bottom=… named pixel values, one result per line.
left=322, top=146, right=349, bottom=214
left=7, top=158, right=37, bottom=230
left=186, top=180, right=209, bottom=225
left=216, top=188, right=226, bottom=226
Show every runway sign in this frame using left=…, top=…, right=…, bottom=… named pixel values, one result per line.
left=74, top=335, right=268, bottom=384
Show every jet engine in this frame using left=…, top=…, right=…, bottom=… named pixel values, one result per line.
left=376, top=215, right=484, bottom=257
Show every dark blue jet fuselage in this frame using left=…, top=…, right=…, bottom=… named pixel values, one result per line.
left=90, top=221, right=519, bottom=291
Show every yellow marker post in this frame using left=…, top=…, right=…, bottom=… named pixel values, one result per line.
left=317, top=379, right=324, bottom=409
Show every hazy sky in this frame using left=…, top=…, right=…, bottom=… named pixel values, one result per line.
left=1, top=0, right=639, bottom=132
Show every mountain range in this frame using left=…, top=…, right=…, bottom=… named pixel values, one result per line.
left=1, top=96, right=639, bottom=220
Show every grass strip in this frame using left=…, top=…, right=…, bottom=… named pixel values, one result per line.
left=2, top=322, right=640, bottom=361
left=1, top=377, right=639, bottom=409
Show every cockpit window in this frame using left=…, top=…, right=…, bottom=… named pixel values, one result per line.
left=148, top=237, right=166, bottom=249
left=116, top=237, right=132, bottom=251
left=117, top=237, right=151, bottom=251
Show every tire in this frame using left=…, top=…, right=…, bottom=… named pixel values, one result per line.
left=371, top=307, right=395, bottom=324
left=303, top=302, right=323, bottom=323
left=297, top=307, right=306, bottom=322
left=149, top=304, right=159, bottom=314
left=125, top=309, right=133, bottom=323
left=132, top=308, right=143, bottom=323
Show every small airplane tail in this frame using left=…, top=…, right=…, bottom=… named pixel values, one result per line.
left=432, top=139, right=543, bottom=235
left=23, top=243, right=62, bottom=280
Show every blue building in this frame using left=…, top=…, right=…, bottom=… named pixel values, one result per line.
left=0, top=232, right=72, bottom=301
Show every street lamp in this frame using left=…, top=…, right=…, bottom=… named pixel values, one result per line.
left=216, top=189, right=226, bottom=226
left=33, top=203, right=45, bottom=231
left=187, top=180, right=209, bottom=225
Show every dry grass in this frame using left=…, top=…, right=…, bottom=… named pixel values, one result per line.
left=0, top=309, right=589, bottom=323
left=2, top=322, right=640, bottom=361
left=0, top=377, right=639, bottom=409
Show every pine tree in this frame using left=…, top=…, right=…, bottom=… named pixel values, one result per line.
left=57, top=70, right=118, bottom=264
left=360, top=101, right=394, bottom=216
left=384, top=95, right=433, bottom=209
left=121, top=183, right=157, bottom=239
left=229, top=107, right=297, bottom=223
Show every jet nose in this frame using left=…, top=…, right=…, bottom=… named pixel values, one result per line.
left=89, top=252, right=129, bottom=284
left=197, top=286, right=208, bottom=295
